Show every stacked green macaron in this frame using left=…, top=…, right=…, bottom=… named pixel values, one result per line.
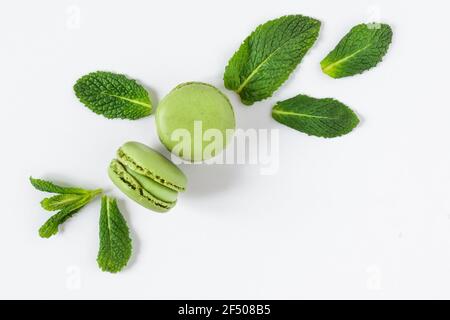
left=108, top=141, right=187, bottom=213
left=156, top=82, right=236, bottom=162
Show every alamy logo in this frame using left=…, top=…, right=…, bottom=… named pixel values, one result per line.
left=171, top=121, right=279, bottom=175
left=66, top=5, right=81, bottom=30
left=65, top=265, right=81, bottom=290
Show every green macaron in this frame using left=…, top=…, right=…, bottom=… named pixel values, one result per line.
left=108, top=141, right=187, bottom=213
left=156, top=82, right=235, bottom=162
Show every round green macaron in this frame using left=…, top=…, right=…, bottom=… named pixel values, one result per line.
left=156, top=82, right=235, bottom=162
left=108, top=141, right=187, bottom=213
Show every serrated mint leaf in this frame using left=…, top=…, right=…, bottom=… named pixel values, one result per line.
left=97, top=196, right=132, bottom=273
left=30, top=177, right=89, bottom=195
left=39, top=207, right=81, bottom=238
left=39, top=197, right=86, bottom=238
left=272, top=94, right=359, bottom=138
left=224, top=15, right=321, bottom=105
left=321, top=23, right=393, bottom=78
left=74, top=71, right=152, bottom=119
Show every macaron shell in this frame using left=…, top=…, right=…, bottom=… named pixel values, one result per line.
left=118, top=141, right=187, bottom=192
left=156, top=82, right=235, bottom=161
left=108, top=160, right=175, bottom=213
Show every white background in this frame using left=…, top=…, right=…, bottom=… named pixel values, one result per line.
left=1, top=0, right=450, bottom=299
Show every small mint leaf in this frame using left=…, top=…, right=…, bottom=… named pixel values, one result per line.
left=321, top=23, right=393, bottom=78
left=30, top=177, right=88, bottom=195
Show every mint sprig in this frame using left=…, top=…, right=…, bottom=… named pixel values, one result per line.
left=30, top=177, right=102, bottom=238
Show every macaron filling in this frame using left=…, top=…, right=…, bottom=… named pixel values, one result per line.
left=117, top=148, right=185, bottom=192
left=109, top=160, right=176, bottom=210
left=124, top=165, right=178, bottom=204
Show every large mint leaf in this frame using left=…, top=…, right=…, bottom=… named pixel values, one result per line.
left=224, top=15, right=321, bottom=105
left=272, top=94, right=359, bottom=138
left=74, top=71, right=152, bottom=119
left=97, top=196, right=132, bottom=273
left=321, top=23, right=393, bottom=78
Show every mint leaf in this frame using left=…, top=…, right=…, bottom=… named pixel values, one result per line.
left=74, top=71, right=152, bottom=119
left=39, top=208, right=81, bottom=238
left=321, top=23, right=393, bottom=78
left=30, top=177, right=88, bottom=194
left=272, top=94, right=359, bottom=138
left=38, top=190, right=101, bottom=238
left=40, top=194, right=85, bottom=211
left=97, top=196, right=132, bottom=273
left=224, top=15, right=321, bottom=105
